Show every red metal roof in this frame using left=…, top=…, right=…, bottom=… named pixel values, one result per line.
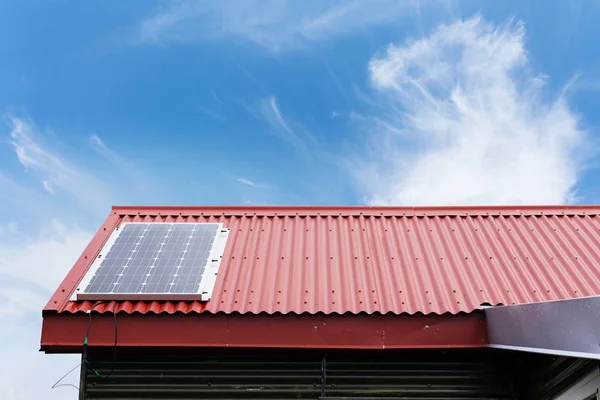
left=44, top=205, right=600, bottom=316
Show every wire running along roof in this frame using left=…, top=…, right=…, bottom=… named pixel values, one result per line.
left=45, top=205, right=600, bottom=316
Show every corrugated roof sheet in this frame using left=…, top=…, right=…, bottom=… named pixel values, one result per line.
left=45, top=205, right=600, bottom=315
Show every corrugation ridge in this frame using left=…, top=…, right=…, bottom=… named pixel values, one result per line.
left=527, top=216, right=573, bottom=299
left=277, top=215, right=290, bottom=312
left=476, top=217, right=516, bottom=306
left=431, top=216, right=466, bottom=312
left=411, top=216, right=435, bottom=314
left=328, top=217, right=342, bottom=312
left=253, top=216, right=270, bottom=314
left=289, top=216, right=304, bottom=312
left=572, top=215, right=600, bottom=297
left=351, top=217, right=369, bottom=312
left=398, top=217, right=427, bottom=314
left=501, top=216, right=540, bottom=304
left=467, top=216, right=504, bottom=307
left=454, top=217, right=488, bottom=312
left=376, top=217, right=400, bottom=313
left=547, top=217, right=589, bottom=299
left=386, top=218, right=405, bottom=312
left=559, top=216, right=600, bottom=296
left=305, top=216, right=318, bottom=313
left=316, top=216, right=329, bottom=314
left=459, top=216, right=486, bottom=308
left=366, top=217, right=384, bottom=312
left=490, top=217, right=527, bottom=305
left=57, top=305, right=479, bottom=316
left=442, top=217, right=476, bottom=313
left=336, top=217, right=353, bottom=312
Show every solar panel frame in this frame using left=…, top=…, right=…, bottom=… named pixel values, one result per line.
left=72, top=222, right=230, bottom=302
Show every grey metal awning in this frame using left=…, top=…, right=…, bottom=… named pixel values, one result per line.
left=485, top=295, right=600, bottom=360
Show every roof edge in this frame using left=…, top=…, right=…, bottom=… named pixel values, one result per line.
left=46, top=306, right=484, bottom=317
left=110, top=204, right=600, bottom=217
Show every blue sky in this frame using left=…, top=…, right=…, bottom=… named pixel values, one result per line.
left=2, top=1, right=600, bottom=398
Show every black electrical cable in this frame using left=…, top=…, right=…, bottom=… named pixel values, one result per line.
left=51, top=363, right=81, bottom=392
left=98, top=301, right=119, bottom=380
left=84, top=301, right=105, bottom=339
left=51, top=300, right=109, bottom=392
left=83, top=301, right=119, bottom=380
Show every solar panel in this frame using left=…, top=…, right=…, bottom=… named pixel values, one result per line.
left=73, top=222, right=230, bottom=301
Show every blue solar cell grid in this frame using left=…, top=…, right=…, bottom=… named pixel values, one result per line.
left=83, top=223, right=219, bottom=295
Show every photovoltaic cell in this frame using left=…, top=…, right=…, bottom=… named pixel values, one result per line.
left=78, top=223, right=226, bottom=300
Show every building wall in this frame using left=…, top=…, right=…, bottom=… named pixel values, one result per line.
left=82, top=348, right=596, bottom=399
left=553, top=366, right=600, bottom=400
left=516, top=355, right=597, bottom=399
left=83, top=348, right=518, bottom=399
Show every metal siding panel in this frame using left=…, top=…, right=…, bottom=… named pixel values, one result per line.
left=86, top=358, right=322, bottom=399
left=325, top=358, right=514, bottom=399
left=48, top=206, right=600, bottom=316
left=84, top=350, right=515, bottom=400
left=517, top=355, right=597, bottom=399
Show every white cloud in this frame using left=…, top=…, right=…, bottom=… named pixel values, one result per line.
left=0, top=172, right=50, bottom=222
left=42, top=180, right=54, bottom=194
left=355, top=16, right=588, bottom=205
left=0, top=220, right=92, bottom=293
left=257, top=96, right=310, bottom=150
left=8, top=118, right=114, bottom=214
left=89, top=133, right=163, bottom=202
left=89, top=134, right=117, bottom=161
left=0, top=118, right=111, bottom=399
left=235, top=177, right=258, bottom=187
left=139, top=0, right=418, bottom=52
left=0, top=221, right=91, bottom=400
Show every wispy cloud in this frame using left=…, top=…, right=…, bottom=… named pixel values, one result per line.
left=257, top=96, right=311, bottom=151
left=89, top=134, right=118, bottom=162
left=198, top=106, right=226, bottom=122
left=353, top=16, right=589, bottom=206
left=235, top=177, right=258, bottom=187
left=210, top=89, right=224, bottom=105
left=8, top=118, right=114, bottom=214
left=89, top=133, right=160, bottom=201
left=138, top=0, right=421, bottom=52
left=0, top=220, right=92, bottom=294
left=41, top=180, right=54, bottom=194
left=0, top=173, right=60, bottom=230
